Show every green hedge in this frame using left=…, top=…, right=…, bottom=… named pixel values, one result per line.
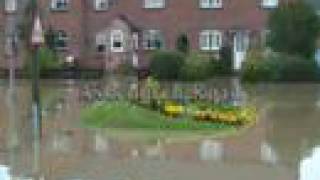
left=150, top=50, right=233, bottom=81
left=241, top=50, right=320, bottom=82
left=179, top=53, right=214, bottom=81
left=150, top=50, right=185, bottom=80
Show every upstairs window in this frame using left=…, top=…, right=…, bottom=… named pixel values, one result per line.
left=144, top=0, right=165, bottom=9
left=51, top=0, right=69, bottom=11
left=199, top=30, right=222, bottom=51
left=143, top=30, right=164, bottom=50
left=55, top=30, right=68, bottom=50
left=261, top=0, right=278, bottom=8
left=95, top=0, right=108, bottom=11
left=5, top=0, right=17, bottom=13
left=200, top=0, right=223, bottom=9
left=111, top=30, right=124, bottom=52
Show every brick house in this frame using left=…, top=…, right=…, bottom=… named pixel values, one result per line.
left=1, top=0, right=287, bottom=71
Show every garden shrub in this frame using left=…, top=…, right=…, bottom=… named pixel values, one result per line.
left=179, top=52, right=213, bottom=81
left=24, top=47, right=62, bottom=76
left=277, top=54, right=319, bottom=81
left=241, top=49, right=320, bottom=82
left=150, top=50, right=185, bottom=80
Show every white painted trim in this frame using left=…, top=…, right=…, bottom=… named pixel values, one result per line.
left=110, top=30, right=124, bottom=52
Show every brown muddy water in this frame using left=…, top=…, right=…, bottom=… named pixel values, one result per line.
left=0, top=77, right=320, bottom=180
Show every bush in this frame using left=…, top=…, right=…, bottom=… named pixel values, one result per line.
left=179, top=52, right=213, bottom=81
left=241, top=49, right=319, bottom=82
left=150, top=50, right=185, bottom=80
left=24, top=47, right=62, bottom=75
left=117, top=62, right=134, bottom=75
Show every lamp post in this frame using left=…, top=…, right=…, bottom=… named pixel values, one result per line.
left=31, top=12, right=44, bottom=180
left=31, top=14, right=44, bottom=136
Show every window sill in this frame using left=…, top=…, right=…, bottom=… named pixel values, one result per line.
left=260, top=5, right=278, bottom=9
left=200, top=48, right=221, bottom=51
left=111, top=49, right=125, bottom=53
left=4, top=10, right=17, bottom=14
left=199, top=7, right=223, bottom=10
left=143, top=7, right=166, bottom=10
left=94, top=9, right=108, bottom=12
left=50, top=8, right=70, bottom=12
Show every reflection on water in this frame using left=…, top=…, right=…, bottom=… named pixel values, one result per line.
left=300, top=146, right=320, bottom=180
left=260, top=142, right=278, bottom=164
left=0, top=165, right=10, bottom=180
left=0, top=78, right=320, bottom=179
left=199, top=140, right=224, bottom=161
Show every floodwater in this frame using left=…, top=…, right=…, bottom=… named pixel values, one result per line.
left=0, top=77, right=320, bottom=180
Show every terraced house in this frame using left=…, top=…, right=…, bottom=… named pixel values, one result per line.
left=1, top=0, right=285, bottom=71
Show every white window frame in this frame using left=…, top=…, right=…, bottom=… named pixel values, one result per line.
left=199, top=30, right=222, bottom=51
left=5, top=0, right=17, bottom=13
left=51, top=0, right=69, bottom=11
left=55, top=30, right=69, bottom=50
left=200, top=0, right=223, bottom=9
left=261, top=0, right=278, bottom=8
left=143, top=30, right=164, bottom=50
left=95, top=0, right=108, bottom=11
left=144, top=0, right=165, bottom=9
left=110, top=30, right=124, bottom=52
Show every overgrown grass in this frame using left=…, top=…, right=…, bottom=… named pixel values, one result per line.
left=80, top=101, right=233, bottom=130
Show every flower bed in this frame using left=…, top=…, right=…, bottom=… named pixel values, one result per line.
left=81, top=100, right=256, bottom=130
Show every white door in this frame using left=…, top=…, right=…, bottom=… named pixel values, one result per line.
left=233, top=31, right=249, bottom=71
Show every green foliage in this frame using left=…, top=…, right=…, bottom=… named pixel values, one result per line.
left=24, top=47, right=62, bottom=75
left=150, top=50, right=185, bottom=80
left=179, top=52, right=213, bottom=81
left=117, top=62, right=135, bottom=75
left=176, top=33, right=190, bottom=54
left=268, top=1, right=320, bottom=58
left=241, top=49, right=320, bottom=82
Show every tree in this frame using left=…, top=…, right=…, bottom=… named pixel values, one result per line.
left=45, top=26, right=57, bottom=51
left=176, top=33, right=190, bottom=54
left=268, top=1, right=320, bottom=58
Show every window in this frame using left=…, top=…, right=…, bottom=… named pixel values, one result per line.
left=51, top=0, right=69, bottom=11
left=144, top=0, right=165, bottom=9
left=55, top=30, right=68, bottom=50
left=95, top=0, right=108, bottom=11
left=96, top=33, right=106, bottom=52
left=261, top=0, right=278, bottom=8
left=199, top=30, right=222, bottom=51
left=111, top=30, right=124, bottom=52
left=143, top=30, right=164, bottom=50
left=5, top=0, right=17, bottom=13
left=200, top=0, right=223, bottom=9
